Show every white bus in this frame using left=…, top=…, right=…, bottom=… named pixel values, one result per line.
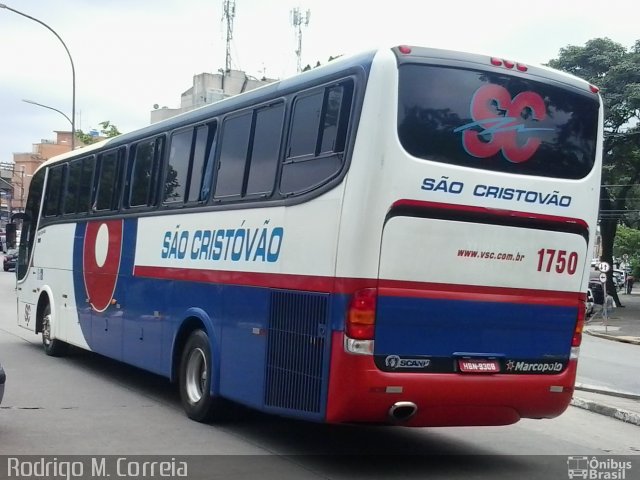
left=15, top=45, right=602, bottom=426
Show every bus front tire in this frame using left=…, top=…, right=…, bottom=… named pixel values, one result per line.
left=179, top=329, right=226, bottom=422
left=41, top=304, right=68, bottom=357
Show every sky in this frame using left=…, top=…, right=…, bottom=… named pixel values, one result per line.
left=0, top=0, right=638, bottom=164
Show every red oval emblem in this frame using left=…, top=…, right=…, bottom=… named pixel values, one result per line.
left=83, top=220, right=123, bottom=312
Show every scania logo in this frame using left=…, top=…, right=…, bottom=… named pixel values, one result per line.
left=385, top=355, right=401, bottom=369
left=385, top=355, right=431, bottom=370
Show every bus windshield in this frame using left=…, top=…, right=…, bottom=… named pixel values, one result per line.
left=397, top=64, right=599, bottom=179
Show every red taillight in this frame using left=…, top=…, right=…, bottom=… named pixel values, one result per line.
left=490, top=57, right=502, bottom=66
left=398, top=45, right=412, bottom=55
left=503, top=60, right=515, bottom=69
left=516, top=63, right=528, bottom=72
left=589, top=84, right=600, bottom=93
left=573, top=301, right=586, bottom=347
left=346, top=288, right=377, bottom=340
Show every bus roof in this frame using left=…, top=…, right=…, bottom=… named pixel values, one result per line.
left=37, top=48, right=378, bottom=171
left=37, top=44, right=596, bottom=172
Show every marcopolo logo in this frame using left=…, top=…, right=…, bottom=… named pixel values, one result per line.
left=384, top=355, right=431, bottom=370
left=506, top=360, right=564, bottom=373
left=567, top=456, right=632, bottom=479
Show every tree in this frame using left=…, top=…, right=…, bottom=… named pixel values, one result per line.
left=75, top=120, right=122, bottom=145
left=613, top=225, right=640, bottom=276
left=548, top=38, right=640, bottom=305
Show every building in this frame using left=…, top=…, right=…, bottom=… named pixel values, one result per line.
left=1, top=69, right=275, bottom=223
left=150, top=70, right=276, bottom=124
left=0, top=131, right=74, bottom=225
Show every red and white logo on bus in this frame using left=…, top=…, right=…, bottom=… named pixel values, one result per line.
left=82, top=220, right=123, bottom=312
left=454, top=84, right=553, bottom=163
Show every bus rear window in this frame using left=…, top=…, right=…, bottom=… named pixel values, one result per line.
left=397, top=64, right=599, bottom=179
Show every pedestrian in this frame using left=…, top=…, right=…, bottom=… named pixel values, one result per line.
left=604, top=292, right=615, bottom=320
left=626, top=274, right=635, bottom=294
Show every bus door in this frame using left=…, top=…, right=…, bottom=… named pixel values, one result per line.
left=14, top=196, right=43, bottom=333
left=15, top=262, right=39, bottom=332
left=82, top=220, right=125, bottom=360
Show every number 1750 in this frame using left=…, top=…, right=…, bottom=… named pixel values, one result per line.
left=536, top=249, right=578, bottom=274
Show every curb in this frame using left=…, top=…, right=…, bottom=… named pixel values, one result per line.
left=574, top=383, right=640, bottom=400
left=584, top=330, right=640, bottom=345
left=570, top=396, right=640, bottom=427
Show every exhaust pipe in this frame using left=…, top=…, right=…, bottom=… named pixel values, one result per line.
left=388, top=401, right=418, bottom=423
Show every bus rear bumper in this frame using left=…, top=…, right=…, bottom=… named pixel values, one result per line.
left=325, top=333, right=576, bottom=427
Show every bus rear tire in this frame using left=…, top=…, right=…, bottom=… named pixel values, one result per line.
left=179, top=329, right=227, bottom=422
left=42, top=303, right=68, bottom=357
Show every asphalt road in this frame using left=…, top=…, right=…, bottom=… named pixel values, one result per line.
left=577, top=334, right=640, bottom=394
left=0, top=270, right=638, bottom=479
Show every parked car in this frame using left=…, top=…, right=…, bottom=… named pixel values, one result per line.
left=3, top=248, right=17, bottom=272
left=585, top=289, right=595, bottom=317
left=0, top=361, right=5, bottom=405
left=613, top=269, right=626, bottom=291
left=588, top=280, right=604, bottom=305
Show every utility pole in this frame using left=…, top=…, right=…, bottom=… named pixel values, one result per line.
left=222, top=0, right=236, bottom=73
left=290, top=7, right=310, bottom=73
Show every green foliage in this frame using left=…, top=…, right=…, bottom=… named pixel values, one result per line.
left=75, top=120, right=122, bottom=146
left=613, top=225, right=640, bottom=276
left=548, top=38, right=640, bottom=304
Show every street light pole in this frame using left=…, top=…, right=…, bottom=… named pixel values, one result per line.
left=22, top=99, right=72, bottom=128
left=19, top=166, right=24, bottom=212
left=0, top=3, right=76, bottom=149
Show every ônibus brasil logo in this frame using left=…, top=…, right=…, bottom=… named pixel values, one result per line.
left=454, top=84, right=554, bottom=163
left=567, top=456, right=632, bottom=479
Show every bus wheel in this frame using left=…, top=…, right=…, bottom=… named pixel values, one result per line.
left=179, top=329, right=225, bottom=422
left=41, top=303, right=67, bottom=357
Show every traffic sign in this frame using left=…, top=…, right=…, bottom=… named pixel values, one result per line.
left=598, top=262, right=611, bottom=273
left=599, top=273, right=607, bottom=283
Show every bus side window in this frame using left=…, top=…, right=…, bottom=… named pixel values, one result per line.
left=94, top=150, right=122, bottom=212
left=188, top=124, right=214, bottom=203
left=63, top=160, right=82, bottom=215
left=164, top=129, right=193, bottom=204
left=281, top=80, right=353, bottom=195
left=245, top=103, right=284, bottom=197
left=128, top=137, right=164, bottom=208
left=163, top=122, right=215, bottom=206
left=214, top=113, right=251, bottom=199
left=63, top=156, right=95, bottom=215
left=199, top=124, right=218, bottom=202
left=77, top=156, right=96, bottom=214
left=43, top=165, right=66, bottom=217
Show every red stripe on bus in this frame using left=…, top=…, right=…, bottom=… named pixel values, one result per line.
left=133, top=265, right=377, bottom=293
left=378, top=280, right=584, bottom=306
left=390, top=199, right=590, bottom=230
left=378, top=287, right=578, bottom=307
left=134, top=265, right=585, bottom=304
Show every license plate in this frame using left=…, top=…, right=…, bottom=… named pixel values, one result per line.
left=457, top=359, right=500, bottom=373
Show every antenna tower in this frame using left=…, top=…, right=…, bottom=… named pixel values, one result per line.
left=222, top=0, right=236, bottom=72
left=290, top=7, right=311, bottom=73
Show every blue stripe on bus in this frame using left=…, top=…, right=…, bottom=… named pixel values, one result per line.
left=72, top=219, right=333, bottom=421
left=374, top=295, right=575, bottom=358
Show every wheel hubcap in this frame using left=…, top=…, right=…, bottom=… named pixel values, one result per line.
left=185, top=348, right=207, bottom=404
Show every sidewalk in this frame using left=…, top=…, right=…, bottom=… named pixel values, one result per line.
left=572, top=289, right=640, bottom=426
left=585, top=287, right=640, bottom=345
